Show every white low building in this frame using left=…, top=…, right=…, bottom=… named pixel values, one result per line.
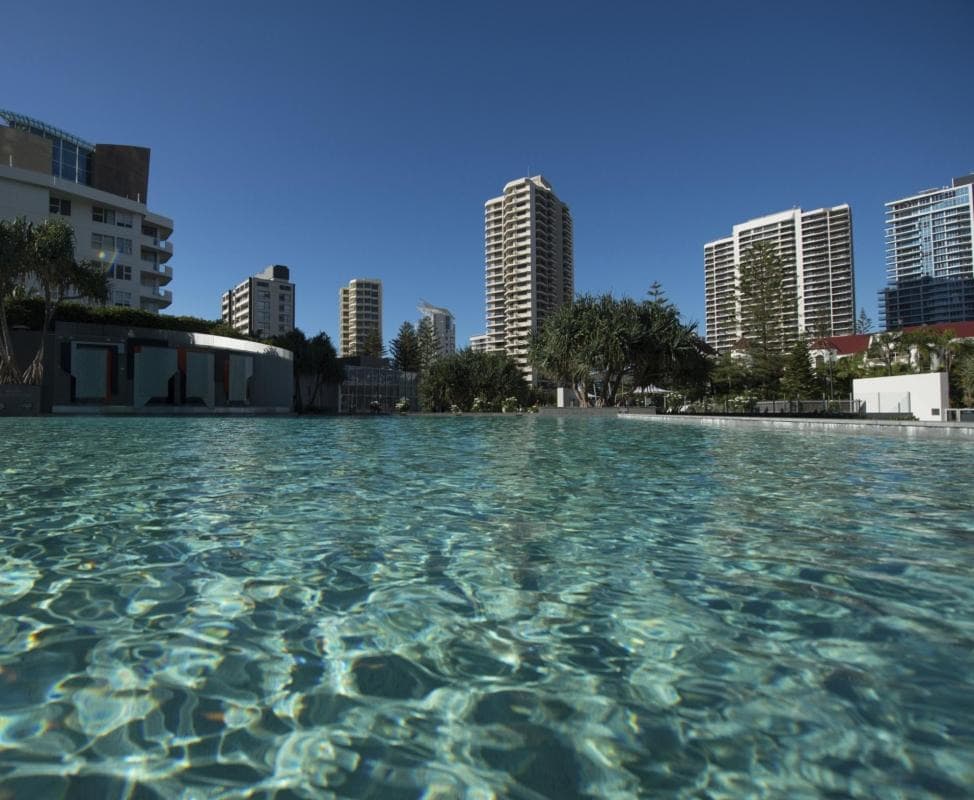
left=853, top=373, right=949, bottom=422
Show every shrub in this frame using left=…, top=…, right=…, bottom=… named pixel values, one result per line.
left=7, top=297, right=254, bottom=340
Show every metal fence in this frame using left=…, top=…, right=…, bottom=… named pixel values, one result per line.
left=752, top=399, right=864, bottom=415
left=682, top=398, right=864, bottom=416
left=339, top=366, right=418, bottom=414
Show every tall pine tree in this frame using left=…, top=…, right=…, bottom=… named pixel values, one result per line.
left=390, top=321, right=420, bottom=372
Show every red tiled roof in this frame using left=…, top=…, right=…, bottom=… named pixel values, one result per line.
left=812, top=321, right=974, bottom=356
left=811, top=333, right=870, bottom=355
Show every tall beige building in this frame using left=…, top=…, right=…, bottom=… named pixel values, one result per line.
left=484, top=176, right=573, bottom=383
left=704, top=206, right=855, bottom=354
left=339, top=278, right=382, bottom=357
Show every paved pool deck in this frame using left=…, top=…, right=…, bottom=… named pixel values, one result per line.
left=619, top=412, right=974, bottom=438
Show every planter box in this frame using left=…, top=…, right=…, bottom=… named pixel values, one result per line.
left=0, top=385, right=41, bottom=416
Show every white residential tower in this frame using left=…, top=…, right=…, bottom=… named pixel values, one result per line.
left=484, top=175, right=573, bottom=383
left=704, top=206, right=855, bottom=354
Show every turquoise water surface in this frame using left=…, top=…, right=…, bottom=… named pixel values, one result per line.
left=0, top=416, right=972, bottom=799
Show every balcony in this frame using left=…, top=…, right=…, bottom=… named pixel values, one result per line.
left=140, top=262, right=173, bottom=284
left=141, top=286, right=173, bottom=307
left=143, top=237, right=174, bottom=262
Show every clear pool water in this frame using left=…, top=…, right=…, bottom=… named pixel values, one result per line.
left=0, top=416, right=972, bottom=799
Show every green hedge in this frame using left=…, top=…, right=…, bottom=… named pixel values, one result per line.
left=5, top=297, right=253, bottom=340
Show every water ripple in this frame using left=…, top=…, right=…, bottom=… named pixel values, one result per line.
left=0, top=416, right=972, bottom=798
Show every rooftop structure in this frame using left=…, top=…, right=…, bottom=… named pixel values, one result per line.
left=0, top=109, right=173, bottom=312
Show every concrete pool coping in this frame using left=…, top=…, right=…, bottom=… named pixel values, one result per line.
left=618, top=412, right=974, bottom=438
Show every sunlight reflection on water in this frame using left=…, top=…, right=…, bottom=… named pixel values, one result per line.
left=0, top=416, right=972, bottom=798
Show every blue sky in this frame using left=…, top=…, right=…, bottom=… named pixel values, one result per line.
left=4, top=0, right=973, bottom=347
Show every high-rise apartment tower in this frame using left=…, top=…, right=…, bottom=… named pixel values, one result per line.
left=417, top=300, right=456, bottom=356
left=221, top=265, right=295, bottom=338
left=484, top=176, right=573, bottom=383
left=339, top=278, right=382, bottom=357
left=881, top=175, right=974, bottom=328
left=0, top=109, right=174, bottom=311
left=704, top=206, right=855, bottom=354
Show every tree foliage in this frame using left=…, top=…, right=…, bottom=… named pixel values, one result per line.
left=390, top=321, right=420, bottom=372
left=0, top=217, right=31, bottom=383
left=737, top=241, right=795, bottom=394
left=711, top=351, right=749, bottom=396
left=780, top=339, right=820, bottom=399
left=529, top=289, right=711, bottom=406
left=266, top=328, right=343, bottom=412
left=856, top=308, right=873, bottom=334
left=6, top=296, right=251, bottom=338
left=420, top=349, right=528, bottom=412
left=954, top=348, right=974, bottom=406
left=901, top=327, right=957, bottom=374
left=868, top=332, right=902, bottom=376
left=22, top=218, right=108, bottom=384
left=416, top=316, right=439, bottom=373
left=1, top=217, right=109, bottom=385
left=362, top=329, right=384, bottom=359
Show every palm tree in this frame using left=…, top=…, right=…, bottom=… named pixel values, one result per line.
left=868, top=332, right=902, bottom=376
left=20, top=218, right=108, bottom=385
left=955, top=350, right=974, bottom=406
left=0, top=218, right=32, bottom=384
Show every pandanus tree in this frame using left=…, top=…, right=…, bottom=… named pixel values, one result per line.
left=530, top=289, right=711, bottom=407
left=1, top=217, right=107, bottom=385
left=21, top=218, right=108, bottom=385
left=0, top=218, right=31, bottom=383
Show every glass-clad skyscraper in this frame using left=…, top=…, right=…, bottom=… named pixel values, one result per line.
left=881, top=175, right=974, bottom=328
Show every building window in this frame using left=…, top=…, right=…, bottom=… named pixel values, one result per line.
left=92, top=233, right=115, bottom=252
left=51, top=139, right=90, bottom=184
left=93, top=207, right=116, bottom=225
left=117, top=238, right=132, bottom=255
left=108, top=264, right=132, bottom=281
left=116, top=211, right=134, bottom=228
left=114, top=290, right=132, bottom=307
left=49, top=196, right=71, bottom=216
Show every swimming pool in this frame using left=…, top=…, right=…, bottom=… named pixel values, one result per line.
left=1, top=416, right=971, bottom=797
